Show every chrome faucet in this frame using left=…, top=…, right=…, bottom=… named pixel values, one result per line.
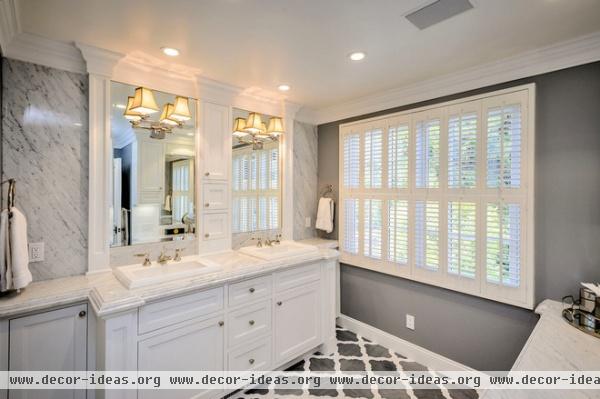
left=158, top=249, right=172, bottom=265
left=274, top=234, right=282, bottom=244
left=174, top=248, right=183, bottom=262
left=251, top=237, right=263, bottom=247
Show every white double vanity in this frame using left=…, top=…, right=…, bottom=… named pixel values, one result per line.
left=0, top=44, right=339, bottom=399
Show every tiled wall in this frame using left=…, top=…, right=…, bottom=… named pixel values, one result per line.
left=2, top=58, right=89, bottom=281
left=293, top=120, right=318, bottom=240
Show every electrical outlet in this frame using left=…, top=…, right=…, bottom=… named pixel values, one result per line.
left=406, top=314, right=415, bottom=330
left=305, top=217, right=311, bottom=228
left=29, top=242, right=44, bottom=262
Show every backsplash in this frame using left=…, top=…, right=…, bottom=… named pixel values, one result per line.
left=2, top=58, right=89, bottom=281
left=293, top=120, right=318, bottom=240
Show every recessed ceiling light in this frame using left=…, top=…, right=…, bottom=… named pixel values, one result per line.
left=278, top=84, right=291, bottom=92
left=161, top=47, right=180, bottom=57
left=349, top=51, right=366, bottom=61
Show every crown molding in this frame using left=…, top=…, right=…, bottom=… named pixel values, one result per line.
left=0, top=0, right=19, bottom=54
left=77, top=42, right=124, bottom=77
left=312, top=30, right=600, bottom=125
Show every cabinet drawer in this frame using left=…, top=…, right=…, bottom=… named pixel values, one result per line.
left=274, top=263, right=320, bottom=292
left=227, top=300, right=271, bottom=348
left=228, top=275, right=272, bottom=308
left=202, top=183, right=228, bottom=211
left=202, top=212, right=228, bottom=241
left=228, top=336, right=271, bottom=371
left=139, top=287, right=224, bottom=335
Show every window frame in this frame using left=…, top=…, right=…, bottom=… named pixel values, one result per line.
left=338, top=84, right=535, bottom=309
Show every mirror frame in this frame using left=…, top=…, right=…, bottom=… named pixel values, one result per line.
left=79, top=43, right=300, bottom=274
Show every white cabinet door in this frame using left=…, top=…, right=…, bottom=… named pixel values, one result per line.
left=9, top=304, right=87, bottom=399
left=274, top=282, right=321, bottom=364
left=138, top=139, right=165, bottom=203
left=201, top=102, right=229, bottom=181
left=138, top=316, right=225, bottom=399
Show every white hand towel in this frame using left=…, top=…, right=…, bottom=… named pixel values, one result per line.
left=164, top=194, right=172, bottom=212
left=9, top=207, right=31, bottom=290
left=0, top=210, right=12, bottom=292
left=316, top=197, right=334, bottom=233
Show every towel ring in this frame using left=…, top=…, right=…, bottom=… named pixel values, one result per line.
left=320, top=184, right=334, bottom=198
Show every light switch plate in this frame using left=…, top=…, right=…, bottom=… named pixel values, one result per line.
left=29, top=242, right=44, bottom=262
left=406, top=314, right=415, bottom=330
left=305, top=217, right=311, bottom=228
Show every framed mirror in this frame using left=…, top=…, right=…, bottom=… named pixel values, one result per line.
left=231, top=108, right=283, bottom=246
left=110, top=81, right=198, bottom=247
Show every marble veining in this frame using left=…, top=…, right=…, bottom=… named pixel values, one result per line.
left=0, top=245, right=339, bottom=319
left=293, top=120, right=318, bottom=240
left=2, top=58, right=89, bottom=281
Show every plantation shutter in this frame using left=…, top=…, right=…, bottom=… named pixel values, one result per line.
left=486, top=202, right=521, bottom=287
left=448, top=111, right=477, bottom=188
left=388, top=200, right=408, bottom=264
left=415, top=118, right=440, bottom=188
left=343, top=133, right=360, bottom=189
left=447, top=201, right=477, bottom=279
left=486, top=104, right=522, bottom=188
left=364, top=199, right=383, bottom=259
left=343, top=199, right=359, bottom=254
left=364, top=129, right=383, bottom=189
left=388, top=124, right=409, bottom=189
left=415, top=200, right=440, bottom=271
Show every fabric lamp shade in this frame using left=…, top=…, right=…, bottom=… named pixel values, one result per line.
left=170, top=96, right=192, bottom=121
left=245, top=112, right=263, bottom=134
left=233, top=117, right=249, bottom=137
left=131, top=87, right=160, bottom=114
left=267, top=117, right=284, bottom=136
left=124, top=96, right=142, bottom=121
left=159, top=103, right=179, bottom=126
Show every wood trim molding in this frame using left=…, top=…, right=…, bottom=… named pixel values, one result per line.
left=0, top=0, right=19, bottom=54
left=302, top=30, right=600, bottom=125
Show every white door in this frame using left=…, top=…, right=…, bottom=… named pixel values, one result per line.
left=139, top=139, right=165, bottom=203
left=112, top=158, right=122, bottom=246
left=201, top=102, right=229, bottom=181
left=9, top=304, right=87, bottom=399
left=172, top=158, right=195, bottom=223
left=274, top=282, right=321, bottom=364
left=138, top=316, right=224, bottom=399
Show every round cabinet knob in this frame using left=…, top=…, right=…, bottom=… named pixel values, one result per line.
left=205, top=233, right=210, bottom=238
left=205, top=172, right=210, bottom=177
left=249, top=288, right=255, bottom=293
left=249, top=359, right=255, bottom=365
left=78, top=310, right=87, bottom=318
left=204, top=203, right=210, bottom=208
left=277, top=301, right=283, bottom=306
left=249, top=320, right=255, bottom=326
left=218, top=321, right=224, bottom=327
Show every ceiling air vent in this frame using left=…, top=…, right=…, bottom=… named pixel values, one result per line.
left=405, top=0, right=473, bottom=30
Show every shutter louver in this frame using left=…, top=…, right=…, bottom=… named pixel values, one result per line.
left=388, top=125, right=409, bottom=189
left=343, top=199, right=359, bottom=254
left=364, top=199, right=383, bottom=259
left=448, top=201, right=476, bottom=279
left=487, top=104, right=521, bottom=188
left=269, top=196, right=279, bottom=229
left=270, top=148, right=279, bottom=190
left=448, top=113, right=477, bottom=188
left=388, top=200, right=408, bottom=264
left=343, top=133, right=360, bottom=188
left=416, top=119, right=440, bottom=188
left=486, top=203, right=521, bottom=287
left=364, top=129, right=383, bottom=189
left=415, top=201, right=440, bottom=271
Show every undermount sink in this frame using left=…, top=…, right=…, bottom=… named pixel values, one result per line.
left=114, top=260, right=222, bottom=289
left=239, top=240, right=320, bottom=261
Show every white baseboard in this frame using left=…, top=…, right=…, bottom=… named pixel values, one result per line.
left=337, top=314, right=474, bottom=372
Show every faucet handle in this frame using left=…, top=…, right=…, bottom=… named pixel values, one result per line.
left=251, top=237, right=263, bottom=248
left=174, top=248, right=183, bottom=262
left=135, top=253, right=151, bottom=266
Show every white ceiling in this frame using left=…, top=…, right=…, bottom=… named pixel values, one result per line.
left=16, top=0, right=600, bottom=110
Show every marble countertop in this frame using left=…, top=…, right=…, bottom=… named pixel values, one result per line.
left=483, top=299, right=600, bottom=399
left=298, top=238, right=338, bottom=249
left=0, top=246, right=338, bottom=320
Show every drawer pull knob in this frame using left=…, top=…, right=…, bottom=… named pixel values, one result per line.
left=205, top=172, right=210, bottom=177
left=78, top=310, right=87, bottom=318
left=249, top=288, right=255, bottom=293
left=218, top=321, right=224, bottom=327
left=249, top=359, right=255, bottom=365
left=205, top=203, right=210, bottom=208
left=205, top=233, right=210, bottom=238
left=277, top=301, right=283, bottom=306
left=249, top=320, right=255, bottom=326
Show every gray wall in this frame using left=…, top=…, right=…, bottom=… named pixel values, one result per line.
left=2, top=58, right=89, bottom=280
left=318, top=61, right=600, bottom=370
left=293, top=120, right=318, bottom=240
